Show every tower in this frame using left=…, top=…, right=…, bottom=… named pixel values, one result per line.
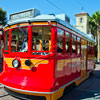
left=75, top=12, right=89, bottom=34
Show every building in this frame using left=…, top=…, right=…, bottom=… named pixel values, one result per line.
left=74, top=12, right=99, bottom=61
left=74, top=12, right=89, bottom=34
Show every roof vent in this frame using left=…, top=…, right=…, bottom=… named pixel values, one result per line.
left=56, top=14, right=70, bottom=23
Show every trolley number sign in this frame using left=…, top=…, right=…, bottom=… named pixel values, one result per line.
left=10, top=9, right=33, bottom=20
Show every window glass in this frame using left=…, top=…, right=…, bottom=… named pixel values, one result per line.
left=11, top=27, right=28, bottom=52
left=65, top=32, right=71, bottom=38
left=32, top=26, right=51, bottom=51
left=66, top=39, right=70, bottom=53
left=77, top=37, right=80, bottom=54
left=57, top=28, right=64, bottom=36
left=57, top=28, right=64, bottom=53
left=5, top=30, right=9, bottom=51
left=57, top=35, right=63, bottom=52
left=72, top=35, right=76, bottom=40
left=77, top=37, right=80, bottom=42
left=72, top=35, right=76, bottom=53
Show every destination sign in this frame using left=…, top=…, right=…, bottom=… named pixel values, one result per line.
left=10, top=9, right=40, bottom=20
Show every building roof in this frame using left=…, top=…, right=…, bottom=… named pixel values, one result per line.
left=75, top=12, right=89, bottom=16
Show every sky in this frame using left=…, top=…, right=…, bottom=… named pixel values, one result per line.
left=0, top=0, right=100, bottom=25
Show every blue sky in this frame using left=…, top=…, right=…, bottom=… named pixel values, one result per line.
left=0, top=0, right=100, bottom=25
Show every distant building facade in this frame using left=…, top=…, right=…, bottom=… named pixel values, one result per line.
left=74, top=12, right=89, bottom=34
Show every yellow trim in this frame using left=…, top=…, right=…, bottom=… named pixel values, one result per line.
left=7, top=87, right=51, bottom=100
left=4, top=57, right=49, bottom=70
left=50, top=88, right=64, bottom=100
left=57, top=58, right=80, bottom=71
left=31, top=22, right=56, bottom=25
left=40, top=40, right=42, bottom=51
left=88, top=56, right=95, bottom=60
left=4, top=22, right=57, bottom=31
left=4, top=23, right=29, bottom=31
left=75, top=73, right=89, bottom=86
left=6, top=82, right=72, bottom=100
left=49, top=41, right=51, bottom=51
left=6, top=86, right=64, bottom=100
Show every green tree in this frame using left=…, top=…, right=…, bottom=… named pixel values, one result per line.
left=88, top=15, right=97, bottom=38
left=89, top=11, right=100, bottom=61
left=89, top=11, right=100, bottom=37
left=0, top=8, right=7, bottom=25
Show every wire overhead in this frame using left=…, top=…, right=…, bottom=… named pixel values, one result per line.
left=46, top=0, right=65, bottom=13
left=46, top=0, right=76, bottom=23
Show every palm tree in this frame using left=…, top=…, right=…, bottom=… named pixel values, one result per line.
left=0, top=8, right=7, bottom=26
left=88, top=16, right=97, bottom=38
left=89, top=11, right=100, bottom=62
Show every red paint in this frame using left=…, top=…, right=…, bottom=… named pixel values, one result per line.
left=0, top=24, right=95, bottom=95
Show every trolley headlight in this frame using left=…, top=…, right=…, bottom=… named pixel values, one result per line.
left=12, top=59, right=20, bottom=68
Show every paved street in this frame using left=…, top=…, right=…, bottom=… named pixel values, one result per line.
left=0, top=64, right=100, bottom=100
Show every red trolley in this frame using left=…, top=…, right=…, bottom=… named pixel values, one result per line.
left=0, top=9, right=95, bottom=100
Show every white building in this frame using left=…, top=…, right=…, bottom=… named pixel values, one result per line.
left=74, top=12, right=89, bottom=34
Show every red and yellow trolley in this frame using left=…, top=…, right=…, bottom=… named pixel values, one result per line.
left=0, top=9, right=95, bottom=100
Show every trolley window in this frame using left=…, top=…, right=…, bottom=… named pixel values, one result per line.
left=65, top=32, right=71, bottom=53
left=11, top=27, right=28, bottom=52
left=32, top=26, right=51, bottom=52
left=5, top=30, right=9, bottom=51
left=72, top=35, right=76, bottom=53
left=57, top=28, right=64, bottom=53
left=77, top=37, right=81, bottom=54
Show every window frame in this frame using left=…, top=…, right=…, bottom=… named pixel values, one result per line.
left=77, top=37, right=81, bottom=55
left=65, top=31, right=72, bottom=54
left=4, top=30, right=10, bottom=53
left=31, top=25, right=52, bottom=53
left=4, top=26, right=30, bottom=55
left=57, top=28, right=64, bottom=53
left=11, top=27, right=28, bottom=52
left=72, top=34, right=77, bottom=54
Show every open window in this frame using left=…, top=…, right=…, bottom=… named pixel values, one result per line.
left=65, top=31, right=71, bottom=53
left=32, top=26, right=51, bottom=54
left=11, top=27, right=28, bottom=52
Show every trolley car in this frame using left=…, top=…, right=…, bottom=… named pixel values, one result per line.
left=0, top=9, right=95, bottom=100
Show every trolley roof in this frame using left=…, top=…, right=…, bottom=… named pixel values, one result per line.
left=5, top=9, right=95, bottom=43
